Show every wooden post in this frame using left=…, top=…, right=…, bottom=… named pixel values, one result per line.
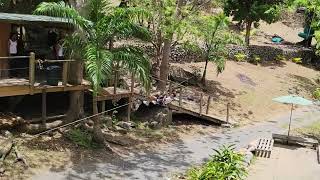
left=62, top=61, right=68, bottom=86
left=169, top=81, right=172, bottom=95
left=226, top=102, right=230, bottom=123
left=101, top=101, right=106, bottom=115
left=131, top=73, right=135, bottom=93
left=206, top=96, right=211, bottom=114
left=113, top=70, right=117, bottom=94
left=179, top=86, right=182, bottom=107
left=41, top=88, right=47, bottom=125
left=29, top=52, right=35, bottom=95
left=199, top=93, right=203, bottom=115
left=127, top=96, right=131, bottom=122
left=317, top=145, right=320, bottom=164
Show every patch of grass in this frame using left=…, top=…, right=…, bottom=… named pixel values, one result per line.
left=65, top=128, right=98, bottom=149
left=295, top=121, right=320, bottom=141
left=313, top=88, right=320, bottom=100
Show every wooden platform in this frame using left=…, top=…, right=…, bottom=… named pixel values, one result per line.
left=272, top=133, right=319, bottom=149
left=255, top=138, right=274, bottom=158
left=168, top=103, right=227, bottom=125
left=0, top=78, right=90, bottom=97
left=96, top=87, right=132, bottom=101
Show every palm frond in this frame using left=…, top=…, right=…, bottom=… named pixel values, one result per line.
left=112, top=46, right=151, bottom=90
left=64, top=32, right=87, bottom=59
left=87, top=0, right=113, bottom=22
left=34, top=1, right=91, bottom=30
left=85, top=43, right=113, bottom=95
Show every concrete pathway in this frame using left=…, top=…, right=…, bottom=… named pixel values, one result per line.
left=32, top=106, right=320, bottom=180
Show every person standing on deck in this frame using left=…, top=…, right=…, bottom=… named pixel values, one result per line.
left=8, top=33, right=18, bottom=77
left=55, top=38, right=64, bottom=60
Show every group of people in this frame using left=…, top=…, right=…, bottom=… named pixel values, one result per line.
left=7, top=29, right=65, bottom=77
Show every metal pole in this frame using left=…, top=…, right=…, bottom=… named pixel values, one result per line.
left=287, top=103, right=294, bottom=142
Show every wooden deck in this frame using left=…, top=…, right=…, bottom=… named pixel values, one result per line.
left=168, top=103, right=227, bottom=125
left=0, top=78, right=90, bottom=97
left=96, top=87, right=132, bottom=101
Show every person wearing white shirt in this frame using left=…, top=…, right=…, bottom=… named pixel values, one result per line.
left=8, top=33, right=18, bottom=77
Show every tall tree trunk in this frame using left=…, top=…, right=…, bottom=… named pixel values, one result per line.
left=92, top=97, right=105, bottom=144
left=245, top=20, right=252, bottom=46
left=201, top=58, right=209, bottom=86
left=158, top=37, right=172, bottom=91
left=157, top=0, right=185, bottom=91
left=64, top=61, right=84, bottom=123
left=64, top=1, right=84, bottom=123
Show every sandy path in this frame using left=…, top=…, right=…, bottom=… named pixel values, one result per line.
left=248, top=144, right=320, bottom=180
left=30, top=106, right=320, bottom=180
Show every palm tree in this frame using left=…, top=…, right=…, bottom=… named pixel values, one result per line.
left=34, top=0, right=151, bottom=145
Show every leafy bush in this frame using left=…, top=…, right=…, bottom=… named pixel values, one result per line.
left=292, top=57, right=302, bottom=64
left=66, top=128, right=97, bottom=148
left=186, top=145, right=247, bottom=180
left=313, top=88, right=320, bottom=100
left=234, top=53, right=247, bottom=62
left=249, top=55, right=261, bottom=65
left=275, top=55, right=286, bottom=62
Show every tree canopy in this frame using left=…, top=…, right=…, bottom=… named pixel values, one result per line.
left=223, top=0, right=283, bottom=45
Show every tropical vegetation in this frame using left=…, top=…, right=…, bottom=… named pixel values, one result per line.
left=186, top=145, right=247, bottom=180
left=34, top=0, right=151, bottom=145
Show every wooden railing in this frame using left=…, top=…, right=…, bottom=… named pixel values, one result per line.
left=0, top=52, right=75, bottom=89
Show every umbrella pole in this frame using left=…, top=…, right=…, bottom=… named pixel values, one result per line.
left=287, top=103, right=294, bottom=144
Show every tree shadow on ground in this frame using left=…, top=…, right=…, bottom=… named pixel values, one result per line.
left=259, top=60, right=287, bottom=68
left=205, top=80, right=235, bottom=99
left=287, top=74, right=316, bottom=94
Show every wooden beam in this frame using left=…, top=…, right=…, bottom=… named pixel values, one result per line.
left=0, top=56, right=29, bottom=60
left=41, top=88, right=47, bottom=125
left=226, top=102, right=230, bottom=123
left=101, top=101, right=106, bottom=115
left=29, top=52, right=35, bottom=95
left=199, top=93, right=203, bottom=115
left=169, top=81, right=172, bottom=95
left=127, top=97, right=131, bottom=122
left=206, top=96, right=211, bottom=114
left=62, top=61, right=68, bottom=86
left=179, top=86, right=182, bottom=107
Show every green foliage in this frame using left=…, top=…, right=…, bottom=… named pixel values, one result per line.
left=292, top=57, right=303, bottom=64
left=275, top=54, right=287, bottom=61
left=223, top=0, right=283, bottom=45
left=66, top=128, right=98, bottom=148
left=234, top=53, right=247, bottom=62
left=224, top=0, right=283, bottom=24
left=313, top=87, right=320, bottom=100
left=188, top=13, right=242, bottom=78
left=186, top=145, right=247, bottom=180
left=249, top=55, right=261, bottom=65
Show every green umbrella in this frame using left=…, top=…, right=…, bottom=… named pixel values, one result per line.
left=273, top=95, right=313, bottom=139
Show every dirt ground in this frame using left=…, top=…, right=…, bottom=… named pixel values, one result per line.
left=172, top=60, right=319, bottom=125
left=248, top=144, right=320, bottom=180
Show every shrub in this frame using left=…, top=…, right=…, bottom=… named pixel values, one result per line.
left=275, top=54, right=286, bottom=61
left=66, top=128, right=97, bottom=148
left=313, top=88, right=320, bottom=100
left=234, top=53, right=247, bottom=62
left=292, top=57, right=302, bottom=64
left=249, top=55, right=261, bottom=65
left=186, top=145, right=247, bottom=180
